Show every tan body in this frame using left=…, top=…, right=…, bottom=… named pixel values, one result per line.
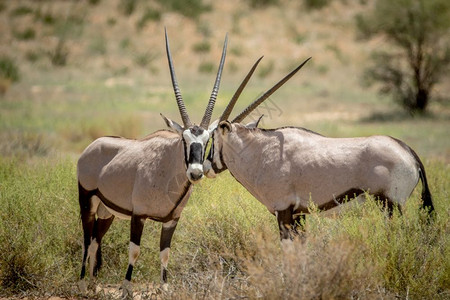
left=77, top=132, right=192, bottom=295
left=206, top=122, right=433, bottom=241
left=218, top=125, right=419, bottom=214
left=78, top=132, right=191, bottom=221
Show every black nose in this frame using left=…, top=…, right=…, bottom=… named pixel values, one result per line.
left=190, top=172, right=203, bottom=181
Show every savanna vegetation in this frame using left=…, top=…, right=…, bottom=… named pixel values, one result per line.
left=0, top=0, right=449, bottom=299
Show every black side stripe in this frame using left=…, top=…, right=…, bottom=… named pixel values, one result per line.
left=317, top=188, right=365, bottom=211
left=96, top=189, right=133, bottom=216
left=79, top=181, right=192, bottom=223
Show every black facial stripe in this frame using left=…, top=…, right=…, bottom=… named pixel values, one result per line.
left=207, top=135, right=227, bottom=173
left=182, top=137, right=188, bottom=169
left=189, top=142, right=203, bottom=164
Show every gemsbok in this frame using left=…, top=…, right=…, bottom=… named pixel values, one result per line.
left=77, top=30, right=227, bottom=296
left=204, top=57, right=434, bottom=241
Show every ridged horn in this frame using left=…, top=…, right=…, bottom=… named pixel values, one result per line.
left=165, top=28, right=192, bottom=128
left=232, top=57, right=311, bottom=123
left=200, top=34, right=228, bottom=129
left=219, top=56, right=264, bottom=122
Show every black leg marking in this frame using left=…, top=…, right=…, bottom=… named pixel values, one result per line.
left=93, top=216, right=114, bottom=277
left=374, top=194, right=398, bottom=217
left=78, top=182, right=95, bottom=280
left=125, top=265, right=134, bottom=282
left=125, top=215, right=146, bottom=282
left=159, top=219, right=179, bottom=284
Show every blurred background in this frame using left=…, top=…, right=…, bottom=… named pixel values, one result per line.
left=1, top=0, right=449, bottom=162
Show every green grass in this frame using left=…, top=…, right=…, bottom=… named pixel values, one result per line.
left=0, top=157, right=448, bottom=298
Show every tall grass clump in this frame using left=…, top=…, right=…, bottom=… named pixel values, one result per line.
left=0, top=158, right=79, bottom=297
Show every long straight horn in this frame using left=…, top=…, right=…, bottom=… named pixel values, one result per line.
left=219, top=56, right=263, bottom=122
left=165, top=28, right=191, bottom=128
left=232, top=57, right=311, bottom=123
left=200, top=34, right=228, bottom=129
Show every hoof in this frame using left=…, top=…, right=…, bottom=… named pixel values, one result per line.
left=120, top=279, right=133, bottom=299
left=161, top=282, right=169, bottom=292
left=78, top=279, right=88, bottom=294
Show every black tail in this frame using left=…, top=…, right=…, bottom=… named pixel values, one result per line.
left=409, top=149, right=434, bottom=215
left=391, top=137, right=434, bottom=216
left=418, top=167, right=434, bottom=214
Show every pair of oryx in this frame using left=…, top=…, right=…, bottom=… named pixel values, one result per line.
left=77, top=31, right=434, bottom=296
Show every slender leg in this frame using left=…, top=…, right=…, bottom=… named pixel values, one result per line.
left=122, top=214, right=145, bottom=299
left=276, top=208, right=294, bottom=242
left=92, top=216, right=114, bottom=277
left=374, top=194, right=398, bottom=217
left=78, top=183, right=95, bottom=293
left=159, top=218, right=179, bottom=290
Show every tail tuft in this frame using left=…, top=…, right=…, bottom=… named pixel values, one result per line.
left=419, top=168, right=434, bottom=216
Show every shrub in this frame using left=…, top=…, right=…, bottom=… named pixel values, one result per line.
left=258, top=60, right=274, bottom=78
left=9, top=6, right=33, bottom=17
left=246, top=0, right=279, bottom=9
left=136, top=7, right=161, bottom=29
left=198, top=61, right=214, bottom=73
left=357, top=0, right=450, bottom=113
left=118, top=0, right=137, bottom=16
left=48, top=38, right=69, bottom=66
left=0, top=56, right=20, bottom=82
left=192, top=40, right=211, bottom=53
left=12, top=28, right=36, bottom=40
left=157, top=0, right=210, bottom=20
left=303, top=0, right=332, bottom=10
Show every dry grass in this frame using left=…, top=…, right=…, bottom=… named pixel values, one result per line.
left=0, top=1, right=449, bottom=299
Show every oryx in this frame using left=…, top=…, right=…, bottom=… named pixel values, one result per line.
left=204, top=57, right=434, bottom=241
left=77, top=30, right=227, bottom=296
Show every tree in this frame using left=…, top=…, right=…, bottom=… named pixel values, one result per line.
left=357, top=0, right=450, bottom=113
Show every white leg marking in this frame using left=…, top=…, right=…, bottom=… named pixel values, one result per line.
left=90, top=196, right=100, bottom=213
left=160, top=248, right=170, bottom=268
left=162, top=219, right=177, bottom=228
left=88, top=238, right=99, bottom=278
left=128, top=242, right=140, bottom=266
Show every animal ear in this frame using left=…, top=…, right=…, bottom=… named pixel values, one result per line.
left=160, top=113, right=184, bottom=134
left=245, top=115, right=264, bottom=129
left=208, top=119, right=219, bottom=135
left=219, top=121, right=232, bottom=135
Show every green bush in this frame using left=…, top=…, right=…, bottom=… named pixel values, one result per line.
left=136, top=7, right=161, bottom=29
left=246, top=0, right=279, bottom=9
left=198, top=61, right=214, bottom=73
left=157, top=0, right=210, bottom=19
left=118, top=0, right=137, bottom=16
left=356, top=0, right=450, bottom=113
left=49, top=38, right=69, bottom=66
left=9, top=6, right=33, bottom=17
left=303, top=0, right=332, bottom=10
left=192, top=40, right=211, bottom=53
left=0, top=56, right=20, bottom=82
left=12, top=28, right=35, bottom=40
left=258, top=60, right=274, bottom=78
